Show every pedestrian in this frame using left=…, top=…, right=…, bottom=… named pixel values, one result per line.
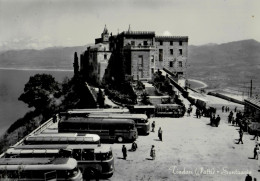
left=196, top=108, right=200, bottom=118
left=211, top=115, right=216, bottom=126
left=254, top=144, right=259, bottom=159
left=122, top=145, right=127, bottom=159
left=225, top=106, right=228, bottom=112
left=237, top=130, right=244, bottom=144
left=215, top=115, right=221, bottom=127
left=151, top=121, right=155, bottom=132
left=131, top=141, right=138, bottom=151
left=234, top=107, right=237, bottom=112
left=245, top=174, right=252, bottom=181
left=222, top=106, right=225, bottom=112
left=254, top=132, right=259, bottom=141
left=150, top=145, right=155, bottom=160
left=158, top=127, right=163, bottom=141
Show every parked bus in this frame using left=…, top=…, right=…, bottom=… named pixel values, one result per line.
left=87, top=113, right=150, bottom=135
left=64, top=108, right=130, bottom=117
left=155, top=104, right=186, bottom=117
left=5, top=144, right=114, bottom=178
left=0, top=157, right=82, bottom=181
left=128, top=105, right=155, bottom=118
left=24, top=133, right=100, bottom=145
left=58, top=117, right=138, bottom=143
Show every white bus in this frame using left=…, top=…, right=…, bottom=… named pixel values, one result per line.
left=5, top=144, right=114, bottom=179
left=24, top=133, right=100, bottom=145
left=0, top=157, right=82, bottom=181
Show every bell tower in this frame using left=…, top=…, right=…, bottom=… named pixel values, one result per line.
left=101, top=25, right=109, bottom=42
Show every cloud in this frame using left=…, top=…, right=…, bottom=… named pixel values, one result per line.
left=162, top=30, right=172, bottom=36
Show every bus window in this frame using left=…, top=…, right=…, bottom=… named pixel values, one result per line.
left=96, top=153, right=107, bottom=161
left=72, top=149, right=82, bottom=160
left=82, top=149, right=94, bottom=160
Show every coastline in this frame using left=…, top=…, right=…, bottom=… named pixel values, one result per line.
left=188, top=79, right=208, bottom=89
left=0, top=67, right=73, bottom=72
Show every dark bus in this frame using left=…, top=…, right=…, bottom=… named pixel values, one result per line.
left=58, top=117, right=138, bottom=143
left=87, top=113, right=150, bottom=135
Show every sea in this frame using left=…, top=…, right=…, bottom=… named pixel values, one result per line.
left=0, top=68, right=73, bottom=136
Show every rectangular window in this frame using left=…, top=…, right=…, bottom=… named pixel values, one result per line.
left=170, top=61, right=173, bottom=67
left=104, top=54, right=107, bottom=59
left=170, top=49, right=173, bottom=55
left=144, top=41, right=148, bottom=46
left=151, top=68, right=154, bottom=74
left=131, top=41, right=135, bottom=46
left=138, top=55, right=143, bottom=66
left=179, top=41, right=183, bottom=46
left=178, top=61, right=183, bottom=67
left=159, top=49, right=163, bottom=61
left=179, top=49, right=182, bottom=55
left=160, top=41, right=163, bottom=45
left=170, top=41, right=173, bottom=45
left=151, top=55, right=154, bottom=63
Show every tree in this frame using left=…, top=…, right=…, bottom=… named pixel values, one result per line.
left=140, top=92, right=151, bottom=105
left=18, top=74, right=61, bottom=118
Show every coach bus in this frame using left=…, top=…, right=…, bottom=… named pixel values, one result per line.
left=0, top=157, right=82, bottom=181
left=87, top=113, right=150, bottom=135
left=155, top=104, right=186, bottom=117
left=58, top=117, right=138, bottom=143
left=64, top=108, right=130, bottom=117
left=128, top=105, right=155, bottom=118
left=24, top=133, right=100, bottom=145
left=5, top=144, right=114, bottom=179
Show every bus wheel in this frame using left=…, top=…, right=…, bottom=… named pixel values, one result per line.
left=117, top=136, right=124, bottom=143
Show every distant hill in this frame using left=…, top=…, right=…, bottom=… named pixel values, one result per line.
left=0, top=46, right=87, bottom=70
left=0, top=39, right=259, bottom=94
left=188, top=39, right=260, bottom=94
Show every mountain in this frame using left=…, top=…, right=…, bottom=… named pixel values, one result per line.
left=0, top=39, right=259, bottom=93
left=0, top=46, right=88, bottom=70
left=188, top=39, right=260, bottom=93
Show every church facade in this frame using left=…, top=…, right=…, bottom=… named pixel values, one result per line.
left=79, top=26, right=188, bottom=85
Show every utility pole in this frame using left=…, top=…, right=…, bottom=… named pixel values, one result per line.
left=250, top=79, right=253, bottom=98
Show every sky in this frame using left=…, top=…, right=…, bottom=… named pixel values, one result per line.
left=0, top=0, right=259, bottom=50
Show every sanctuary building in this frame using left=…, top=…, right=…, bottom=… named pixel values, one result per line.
left=79, top=25, right=188, bottom=85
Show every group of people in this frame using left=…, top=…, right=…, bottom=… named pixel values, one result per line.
left=121, top=141, right=138, bottom=160
left=209, top=114, right=221, bottom=127
left=122, top=120, right=161, bottom=160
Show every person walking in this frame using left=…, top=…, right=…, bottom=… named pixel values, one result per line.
left=158, top=127, right=163, bottom=141
left=215, top=115, right=221, bottom=127
left=254, top=132, right=259, bottom=141
left=237, top=129, right=244, bottom=144
left=150, top=145, right=155, bottom=160
left=254, top=144, right=259, bottom=159
left=196, top=108, right=200, bottom=118
left=122, top=145, right=127, bottom=159
left=151, top=121, right=155, bottom=132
